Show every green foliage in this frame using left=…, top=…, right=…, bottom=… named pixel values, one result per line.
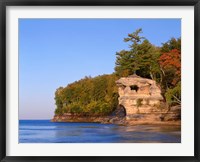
left=54, top=74, right=119, bottom=116
left=115, top=29, right=162, bottom=82
left=165, top=82, right=181, bottom=106
left=55, top=108, right=63, bottom=115
left=161, top=37, right=181, bottom=53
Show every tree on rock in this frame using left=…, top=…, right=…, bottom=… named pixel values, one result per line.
left=115, top=28, right=162, bottom=82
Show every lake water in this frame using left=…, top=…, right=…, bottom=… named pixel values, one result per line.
left=19, top=120, right=181, bottom=143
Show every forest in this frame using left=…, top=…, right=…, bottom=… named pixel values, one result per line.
left=54, top=28, right=181, bottom=116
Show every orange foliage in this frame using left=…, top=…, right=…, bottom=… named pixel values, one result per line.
left=159, top=49, right=181, bottom=85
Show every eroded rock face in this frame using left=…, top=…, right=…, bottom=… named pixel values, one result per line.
left=116, top=74, right=165, bottom=118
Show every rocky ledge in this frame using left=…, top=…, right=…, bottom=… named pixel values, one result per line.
left=51, top=105, right=181, bottom=126
left=51, top=115, right=125, bottom=125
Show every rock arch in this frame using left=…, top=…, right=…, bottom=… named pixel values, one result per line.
left=112, top=104, right=126, bottom=117
left=116, top=74, right=163, bottom=116
left=118, top=104, right=127, bottom=117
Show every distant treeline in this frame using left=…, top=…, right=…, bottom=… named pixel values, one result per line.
left=54, top=28, right=181, bottom=116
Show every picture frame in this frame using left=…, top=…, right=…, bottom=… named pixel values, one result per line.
left=0, top=0, right=200, bottom=161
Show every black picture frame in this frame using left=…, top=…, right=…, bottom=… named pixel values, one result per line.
left=0, top=0, right=200, bottom=161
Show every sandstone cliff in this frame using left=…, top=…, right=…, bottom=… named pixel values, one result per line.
left=116, top=74, right=181, bottom=122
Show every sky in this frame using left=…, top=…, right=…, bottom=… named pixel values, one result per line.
left=19, top=19, right=181, bottom=119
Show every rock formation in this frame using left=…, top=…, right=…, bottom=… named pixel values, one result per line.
left=116, top=74, right=180, bottom=122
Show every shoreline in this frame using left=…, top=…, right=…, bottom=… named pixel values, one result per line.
left=125, top=120, right=181, bottom=126
left=51, top=115, right=181, bottom=126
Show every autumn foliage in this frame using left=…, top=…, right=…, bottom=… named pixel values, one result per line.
left=159, top=49, right=181, bottom=85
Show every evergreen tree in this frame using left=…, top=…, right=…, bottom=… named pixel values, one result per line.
left=115, top=28, right=162, bottom=82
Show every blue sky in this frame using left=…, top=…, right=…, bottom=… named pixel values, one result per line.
left=19, top=19, right=181, bottom=119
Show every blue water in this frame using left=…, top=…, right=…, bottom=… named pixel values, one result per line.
left=19, top=120, right=181, bottom=143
